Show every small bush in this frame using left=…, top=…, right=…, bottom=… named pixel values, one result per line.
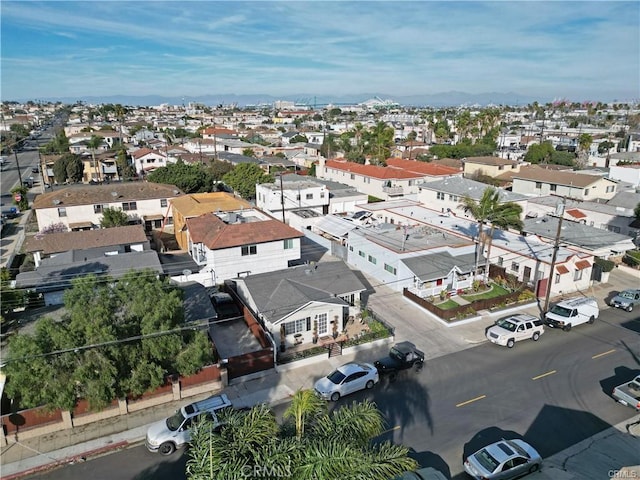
left=594, top=257, right=615, bottom=273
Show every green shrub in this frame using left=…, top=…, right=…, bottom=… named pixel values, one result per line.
left=594, top=257, right=615, bottom=273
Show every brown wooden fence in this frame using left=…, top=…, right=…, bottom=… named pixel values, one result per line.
left=403, top=287, right=532, bottom=321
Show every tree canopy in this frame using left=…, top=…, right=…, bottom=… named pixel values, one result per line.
left=429, top=140, right=496, bottom=160
left=147, top=160, right=215, bottom=193
left=100, top=207, right=130, bottom=228
left=222, top=163, right=274, bottom=199
left=186, top=391, right=417, bottom=480
left=52, top=153, right=84, bottom=183
left=3, top=272, right=214, bottom=411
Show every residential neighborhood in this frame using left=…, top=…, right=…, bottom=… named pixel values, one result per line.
left=2, top=96, right=640, bottom=480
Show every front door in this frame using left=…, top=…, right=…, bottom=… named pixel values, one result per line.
left=523, top=266, right=531, bottom=284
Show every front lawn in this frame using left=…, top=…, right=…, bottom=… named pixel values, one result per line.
left=461, top=283, right=509, bottom=301
left=436, top=299, right=461, bottom=310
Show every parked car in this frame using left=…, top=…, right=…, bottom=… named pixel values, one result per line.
left=314, top=362, right=379, bottom=401
left=31, top=166, right=39, bottom=173
left=544, top=296, right=599, bottom=331
left=209, top=291, right=241, bottom=320
left=1, top=207, right=19, bottom=219
left=612, top=374, right=640, bottom=410
left=145, top=394, right=232, bottom=455
left=374, top=341, right=424, bottom=380
left=464, top=438, right=542, bottom=479
left=609, top=289, right=640, bottom=312
left=486, top=314, right=544, bottom=348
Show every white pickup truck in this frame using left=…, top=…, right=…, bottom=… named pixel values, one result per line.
left=612, top=375, right=640, bottom=410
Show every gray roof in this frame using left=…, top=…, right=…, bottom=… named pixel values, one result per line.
left=15, top=250, right=164, bottom=291
left=527, top=194, right=638, bottom=217
left=522, top=216, right=635, bottom=249
left=315, top=215, right=359, bottom=238
left=418, top=176, right=529, bottom=203
left=279, top=173, right=361, bottom=193
left=353, top=223, right=471, bottom=253
left=217, top=152, right=262, bottom=165
left=402, top=251, right=477, bottom=281
left=180, top=281, right=218, bottom=325
left=237, top=261, right=366, bottom=322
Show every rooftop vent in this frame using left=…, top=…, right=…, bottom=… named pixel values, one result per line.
left=111, top=191, right=119, bottom=197
left=53, top=199, right=61, bottom=205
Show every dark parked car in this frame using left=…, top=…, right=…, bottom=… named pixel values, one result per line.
left=374, top=341, right=424, bottom=380
left=209, top=291, right=241, bottom=320
left=1, top=207, right=19, bottom=219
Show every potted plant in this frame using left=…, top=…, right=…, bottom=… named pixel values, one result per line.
left=312, top=320, right=318, bottom=344
left=279, top=324, right=286, bottom=352
left=332, top=317, right=339, bottom=339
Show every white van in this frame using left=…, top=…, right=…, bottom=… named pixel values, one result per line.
left=545, top=296, right=599, bottom=331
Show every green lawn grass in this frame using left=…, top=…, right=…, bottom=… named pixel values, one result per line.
left=436, top=299, right=461, bottom=310
left=461, top=283, right=509, bottom=301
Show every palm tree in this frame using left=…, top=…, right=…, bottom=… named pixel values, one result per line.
left=186, top=394, right=416, bottom=480
left=113, top=104, right=128, bottom=147
left=87, top=135, right=103, bottom=182
left=458, top=187, right=523, bottom=282
left=283, top=389, right=326, bottom=440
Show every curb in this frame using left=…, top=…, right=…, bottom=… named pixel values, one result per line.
left=2, top=440, right=130, bottom=480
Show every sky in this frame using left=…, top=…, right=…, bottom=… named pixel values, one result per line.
left=1, top=1, right=639, bottom=103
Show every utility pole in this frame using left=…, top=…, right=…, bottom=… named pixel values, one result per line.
left=543, top=199, right=566, bottom=313
left=13, top=141, right=24, bottom=188
left=279, top=173, right=285, bottom=223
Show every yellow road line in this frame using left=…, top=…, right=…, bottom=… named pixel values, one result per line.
left=456, top=395, right=486, bottom=407
left=592, top=349, right=616, bottom=359
left=532, top=370, right=557, bottom=380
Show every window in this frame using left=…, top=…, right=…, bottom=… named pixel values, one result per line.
left=320, top=192, right=325, bottom=198
left=359, top=250, right=365, bottom=258
left=93, top=204, right=103, bottom=214
left=350, top=174, right=355, bottom=180
left=606, top=185, right=615, bottom=193
left=241, top=245, right=257, bottom=256
left=448, top=194, right=458, bottom=201
left=584, top=188, right=589, bottom=195
left=535, top=182, right=542, bottom=189
left=550, top=185, right=557, bottom=192
left=384, top=264, right=397, bottom=275
left=306, top=193, right=313, bottom=200
left=160, top=199, right=168, bottom=208
left=368, top=255, right=377, bottom=265
left=283, top=318, right=309, bottom=335
left=122, top=201, right=137, bottom=211
left=283, top=239, right=293, bottom=250
left=349, top=246, right=353, bottom=252
left=574, top=269, right=582, bottom=281
left=497, top=256, right=504, bottom=266
left=555, top=274, right=560, bottom=284
left=296, top=194, right=301, bottom=200
left=511, top=262, right=519, bottom=272
left=57, top=207, right=67, bottom=217
left=436, top=192, right=445, bottom=200
left=498, top=165, right=504, bottom=170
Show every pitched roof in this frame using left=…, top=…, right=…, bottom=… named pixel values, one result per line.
left=32, top=182, right=184, bottom=209
left=186, top=214, right=303, bottom=249
left=171, top=193, right=252, bottom=217
left=385, top=158, right=461, bottom=176
left=325, top=159, right=447, bottom=180
left=24, top=225, right=148, bottom=254
left=504, top=165, right=609, bottom=187
left=463, top=156, right=519, bottom=166
left=237, top=261, right=366, bottom=321
left=402, top=251, right=477, bottom=281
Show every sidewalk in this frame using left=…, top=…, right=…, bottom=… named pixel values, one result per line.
left=1, top=269, right=639, bottom=478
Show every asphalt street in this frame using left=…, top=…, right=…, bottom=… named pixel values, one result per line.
left=23, top=307, right=640, bottom=480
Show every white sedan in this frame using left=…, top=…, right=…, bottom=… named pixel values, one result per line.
left=464, top=439, right=542, bottom=480
left=314, top=362, right=379, bottom=401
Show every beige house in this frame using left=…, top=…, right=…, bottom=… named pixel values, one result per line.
left=500, top=166, right=617, bottom=201
left=463, top=156, right=521, bottom=178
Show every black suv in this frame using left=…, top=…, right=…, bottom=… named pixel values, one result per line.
left=374, top=341, right=425, bottom=380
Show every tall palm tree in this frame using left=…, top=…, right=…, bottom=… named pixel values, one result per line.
left=87, top=135, right=103, bottom=182
left=113, top=104, right=128, bottom=147
left=458, top=187, right=523, bottom=282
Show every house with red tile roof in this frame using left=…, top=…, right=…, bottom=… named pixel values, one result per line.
left=182, top=208, right=304, bottom=284
left=131, top=147, right=169, bottom=174
left=317, top=157, right=461, bottom=200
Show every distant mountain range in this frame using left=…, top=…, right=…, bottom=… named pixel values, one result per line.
left=29, top=91, right=547, bottom=108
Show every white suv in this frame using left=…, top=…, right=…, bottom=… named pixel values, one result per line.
left=486, top=314, right=544, bottom=348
